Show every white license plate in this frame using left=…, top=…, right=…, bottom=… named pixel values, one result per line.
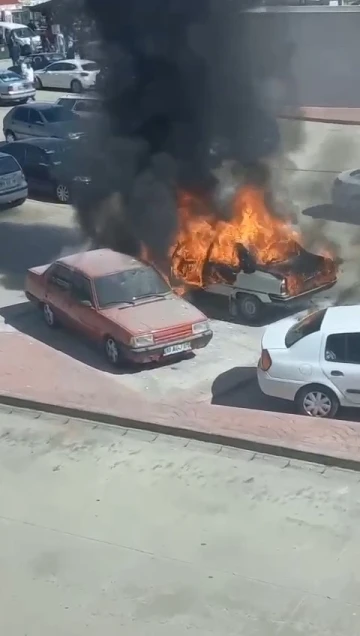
left=163, top=342, right=192, bottom=356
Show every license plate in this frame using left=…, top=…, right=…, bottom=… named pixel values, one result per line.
left=163, top=342, right=192, bottom=356
left=0, top=178, right=16, bottom=189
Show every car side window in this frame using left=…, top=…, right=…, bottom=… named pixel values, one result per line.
left=57, top=98, right=75, bottom=109
left=325, top=334, right=346, bottom=362
left=71, top=273, right=93, bottom=305
left=46, top=62, right=65, bottom=72
left=61, top=63, right=78, bottom=71
left=345, top=333, right=360, bottom=365
left=28, top=109, right=43, bottom=125
left=13, top=107, right=29, bottom=123
left=48, top=264, right=73, bottom=291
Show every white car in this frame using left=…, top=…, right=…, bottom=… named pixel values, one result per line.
left=34, top=59, right=100, bottom=94
left=332, top=169, right=360, bottom=212
left=257, top=305, right=360, bottom=419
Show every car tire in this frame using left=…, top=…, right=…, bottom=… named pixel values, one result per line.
left=34, top=76, right=42, bottom=89
left=5, top=130, right=16, bottom=142
left=71, top=79, right=82, bottom=94
left=43, top=303, right=58, bottom=328
left=55, top=183, right=71, bottom=204
left=295, top=384, right=339, bottom=419
left=104, top=337, right=121, bottom=366
left=236, top=293, right=262, bottom=323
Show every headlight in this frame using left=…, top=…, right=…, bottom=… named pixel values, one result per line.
left=130, top=334, right=154, bottom=348
left=68, top=132, right=81, bottom=140
left=73, top=176, right=91, bottom=184
left=192, top=320, right=210, bottom=335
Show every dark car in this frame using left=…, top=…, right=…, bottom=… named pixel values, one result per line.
left=1, top=137, right=91, bottom=203
left=3, top=103, right=86, bottom=143
left=8, top=53, right=64, bottom=76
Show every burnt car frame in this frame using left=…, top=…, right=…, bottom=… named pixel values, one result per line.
left=25, top=249, right=213, bottom=365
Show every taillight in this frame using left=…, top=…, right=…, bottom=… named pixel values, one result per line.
left=259, top=349, right=272, bottom=372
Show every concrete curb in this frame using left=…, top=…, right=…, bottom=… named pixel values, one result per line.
left=2, top=392, right=360, bottom=472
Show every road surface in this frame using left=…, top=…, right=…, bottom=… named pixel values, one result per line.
left=1, top=406, right=360, bottom=635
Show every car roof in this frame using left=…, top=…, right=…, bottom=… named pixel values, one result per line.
left=58, top=249, right=145, bottom=278
left=0, top=22, right=28, bottom=28
left=13, top=102, right=59, bottom=111
left=57, top=93, right=100, bottom=101
left=57, top=59, right=94, bottom=65
left=321, top=305, right=360, bottom=335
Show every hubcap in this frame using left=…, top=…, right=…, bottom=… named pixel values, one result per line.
left=244, top=300, right=256, bottom=316
left=56, top=184, right=70, bottom=203
left=106, top=339, right=118, bottom=363
left=44, top=304, right=54, bottom=326
left=303, top=391, right=332, bottom=417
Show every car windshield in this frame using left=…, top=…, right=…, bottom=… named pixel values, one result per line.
left=94, top=267, right=170, bottom=308
left=0, top=155, right=20, bottom=175
left=13, top=27, right=34, bottom=38
left=285, top=309, right=327, bottom=348
left=82, top=62, right=99, bottom=71
left=0, top=72, right=20, bottom=83
left=41, top=107, right=79, bottom=123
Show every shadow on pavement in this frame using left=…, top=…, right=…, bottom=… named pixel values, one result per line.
left=0, top=301, right=195, bottom=377
left=303, top=203, right=360, bottom=225
left=0, top=221, right=85, bottom=290
left=212, top=368, right=360, bottom=423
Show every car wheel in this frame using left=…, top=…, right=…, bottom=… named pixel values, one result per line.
left=55, top=183, right=71, bottom=203
left=34, top=76, right=42, bottom=89
left=236, top=294, right=262, bottom=323
left=104, top=337, right=120, bottom=366
left=43, top=303, right=57, bottom=328
left=5, top=130, right=16, bottom=142
left=71, top=79, right=82, bottom=94
left=295, top=384, right=339, bottom=419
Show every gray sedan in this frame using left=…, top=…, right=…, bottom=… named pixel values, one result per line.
left=0, top=70, right=35, bottom=104
left=3, top=103, right=86, bottom=142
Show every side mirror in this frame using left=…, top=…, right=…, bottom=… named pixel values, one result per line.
left=80, top=299, right=92, bottom=307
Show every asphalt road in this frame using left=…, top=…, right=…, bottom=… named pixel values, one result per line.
left=0, top=92, right=360, bottom=413
left=2, top=407, right=360, bottom=635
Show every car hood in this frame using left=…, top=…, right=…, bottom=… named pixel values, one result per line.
left=261, top=316, right=298, bottom=350
left=100, top=295, right=205, bottom=334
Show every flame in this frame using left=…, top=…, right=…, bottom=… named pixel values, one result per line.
left=142, top=185, right=337, bottom=297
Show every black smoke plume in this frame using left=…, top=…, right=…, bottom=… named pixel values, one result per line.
left=64, top=0, right=287, bottom=262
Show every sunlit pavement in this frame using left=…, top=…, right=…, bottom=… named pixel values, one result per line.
left=0, top=100, right=360, bottom=408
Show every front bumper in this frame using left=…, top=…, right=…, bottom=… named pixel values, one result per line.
left=3, top=89, right=36, bottom=102
left=0, top=185, right=27, bottom=205
left=121, top=330, right=213, bottom=364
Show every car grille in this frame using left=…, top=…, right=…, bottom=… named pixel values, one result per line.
left=153, top=324, right=193, bottom=344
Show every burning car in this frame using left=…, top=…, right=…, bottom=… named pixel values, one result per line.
left=162, top=186, right=338, bottom=323
left=25, top=249, right=213, bottom=366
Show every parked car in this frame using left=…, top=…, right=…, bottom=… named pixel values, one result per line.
left=55, top=93, right=102, bottom=119
left=1, top=137, right=91, bottom=203
left=3, top=103, right=85, bottom=143
left=0, top=151, right=27, bottom=207
left=332, top=169, right=360, bottom=212
left=0, top=22, right=41, bottom=54
left=25, top=248, right=213, bottom=365
left=0, top=70, right=35, bottom=105
left=34, top=59, right=100, bottom=93
left=9, top=52, right=65, bottom=75
left=257, top=305, right=360, bottom=419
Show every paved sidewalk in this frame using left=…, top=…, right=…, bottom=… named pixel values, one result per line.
left=2, top=330, right=360, bottom=469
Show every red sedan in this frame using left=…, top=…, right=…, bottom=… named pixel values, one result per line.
left=25, top=249, right=213, bottom=365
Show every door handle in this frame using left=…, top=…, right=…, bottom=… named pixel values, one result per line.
left=331, top=370, right=344, bottom=377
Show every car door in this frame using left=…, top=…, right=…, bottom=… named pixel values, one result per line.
left=44, top=263, right=74, bottom=326
left=321, top=332, right=360, bottom=405
left=66, top=271, right=100, bottom=341
left=55, top=62, right=78, bottom=90
left=23, top=145, right=52, bottom=193
left=10, top=106, right=30, bottom=139
left=40, top=61, right=63, bottom=88
left=27, top=108, right=47, bottom=138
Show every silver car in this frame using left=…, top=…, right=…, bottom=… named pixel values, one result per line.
left=3, top=103, right=85, bottom=142
left=55, top=93, right=102, bottom=119
left=0, top=151, right=27, bottom=207
left=0, top=70, right=36, bottom=104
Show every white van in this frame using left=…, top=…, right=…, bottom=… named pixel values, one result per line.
left=0, top=22, right=41, bottom=52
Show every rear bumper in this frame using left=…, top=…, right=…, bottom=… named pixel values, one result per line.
left=257, top=367, right=302, bottom=401
left=0, top=186, right=27, bottom=205
left=122, top=331, right=213, bottom=364
left=268, top=280, right=336, bottom=307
